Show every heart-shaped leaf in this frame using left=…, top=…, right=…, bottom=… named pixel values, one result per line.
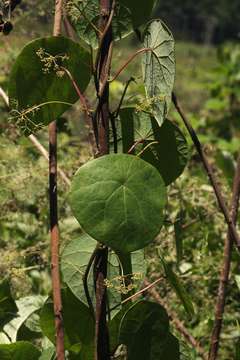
left=68, top=154, right=167, bottom=252
left=142, top=20, right=175, bottom=126
left=115, top=108, right=189, bottom=185
left=8, top=36, right=91, bottom=134
left=137, top=119, right=189, bottom=185
left=61, top=233, right=146, bottom=311
left=119, top=300, right=176, bottom=359
left=114, top=107, right=153, bottom=154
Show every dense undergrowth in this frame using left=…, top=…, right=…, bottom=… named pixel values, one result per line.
left=0, top=7, right=240, bottom=359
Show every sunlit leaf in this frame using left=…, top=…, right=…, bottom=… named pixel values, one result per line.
left=67, top=0, right=132, bottom=48
left=142, top=20, right=175, bottom=126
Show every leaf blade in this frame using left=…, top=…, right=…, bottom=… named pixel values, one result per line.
left=142, top=20, right=175, bottom=126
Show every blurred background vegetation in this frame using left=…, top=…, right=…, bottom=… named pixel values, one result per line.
left=0, top=0, right=240, bottom=359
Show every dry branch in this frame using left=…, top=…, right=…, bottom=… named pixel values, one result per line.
left=208, top=154, right=240, bottom=360
left=172, top=92, right=240, bottom=253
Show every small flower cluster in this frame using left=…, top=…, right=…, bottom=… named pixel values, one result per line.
left=104, top=272, right=143, bottom=295
left=9, top=103, right=43, bottom=134
left=36, top=47, right=69, bottom=76
left=135, top=94, right=166, bottom=113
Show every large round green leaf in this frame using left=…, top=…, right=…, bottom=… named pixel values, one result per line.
left=119, top=300, right=171, bottom=360
left=0, top=341, right=41, bottom=360
left=8, top=36, right=91, bottom=134
left=68, top=154, right=167, bottom=252
left=61, top=234, right=146, bottom=311
left=142, top=20, right=175, bottom=127
left=115, top=108, right=189, bottom=185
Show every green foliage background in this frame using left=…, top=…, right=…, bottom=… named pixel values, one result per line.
left=0, top=0, right=240, bottom=359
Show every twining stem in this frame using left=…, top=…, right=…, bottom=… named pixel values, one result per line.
left=114, top=77, right=135, bottom=118
left=49, top=0, right=65, bottom=359
left=110, top=47, right=151, bottom=82
left=94, top=246, right=109, bottom=360
left=94, top=0, right=115, bottom=76
left=92, top=1, right=113, bottom=359
left=208, top=154, right=240, bottom=360
left=83, top=246, right=98, bottom=318
left=172, top=92, right=240, bottom=253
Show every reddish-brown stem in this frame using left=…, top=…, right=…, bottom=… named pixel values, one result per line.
left=128, top=138, right=144, bottom=154
left=110, top=47, right=152, bottom=82
left=94, top=246, right=109, bottom=360
left=49, top=123, right=65, bottom=360
left=94, top=0, right=115, bottom=76
left=208, top=154, right=240, bottom=360
left=49, top=1, right=65, bottom=359
left=172, top=92, right=240, bottom=252
left=144, top=280, right=208, bottom=360
left=92, top=1, right=113, bottom=359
